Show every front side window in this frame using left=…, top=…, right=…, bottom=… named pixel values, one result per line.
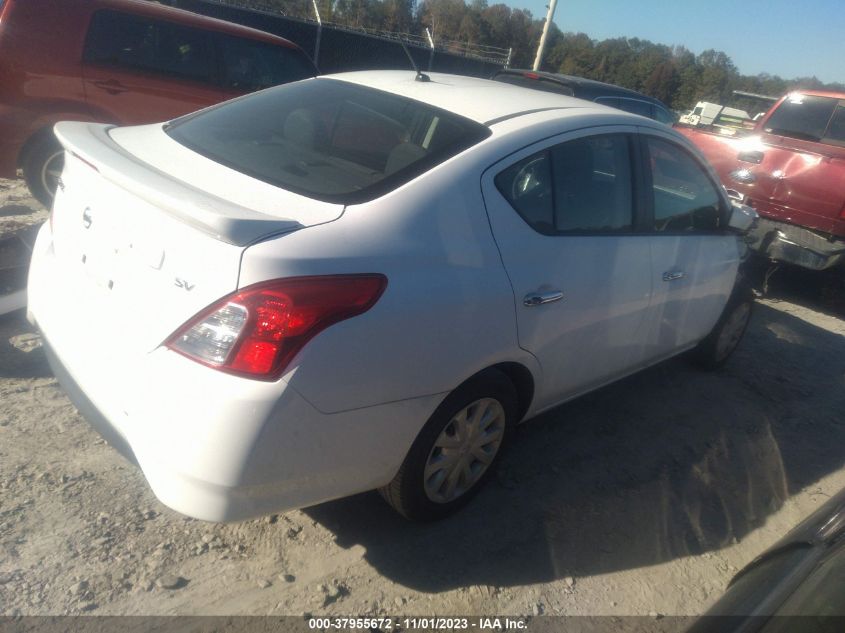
left=763, top=94, right=838, bottom=143
left=495, top=134, right=633, bottom=234
left=166, top=78, right=490, bottom=203
left=646, top=137, right=724, bottom=232
left=84, top=10, right=215, bottom=84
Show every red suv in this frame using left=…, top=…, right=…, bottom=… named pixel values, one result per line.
left=0, top=0, right=317, bottom=206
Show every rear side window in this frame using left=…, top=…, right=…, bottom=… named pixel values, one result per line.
left=654, top=106, right=675, bottom=125
left=646, top=137, right=724, bottom=232
left=84, top=10, right=215, bottom=84
left=495, top=134, right=633, bottom=234
left=495, top=152, right=555, bottom=232
left=615, top=98, right=652, bottom=118
left=764, top=94, right=838, bottom=142
left=595, top=96, right=621, bottom=109
left=166, top=78, right=490, bottom=203
left=217, top=33, right=315, bottom=91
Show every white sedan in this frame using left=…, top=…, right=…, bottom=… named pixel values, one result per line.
left=27, top=71, right=756, bottom=522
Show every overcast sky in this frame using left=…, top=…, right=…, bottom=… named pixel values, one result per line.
left=512, top=0, right=844, bottom=84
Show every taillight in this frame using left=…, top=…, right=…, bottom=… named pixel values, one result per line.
left=166, top=275, right=387, bottom=380
left=840, top=202, right=845, bottom=220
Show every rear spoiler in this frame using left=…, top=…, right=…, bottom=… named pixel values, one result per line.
left=53, top=122, right=303, bottom=246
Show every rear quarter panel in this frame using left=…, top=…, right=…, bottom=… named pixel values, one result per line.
left=238, top=153, right=534, bottom=414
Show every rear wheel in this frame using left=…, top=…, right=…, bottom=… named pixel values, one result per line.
left=380, top=370, right=517, bottom=521
left=22, top=131, right=64, bottom=208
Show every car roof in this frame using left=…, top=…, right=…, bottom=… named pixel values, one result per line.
left=492, top=69, right=669, bottom=107
left=321, top=70, right=607, bottom=125
left=84, top=0, right=302, bottom=50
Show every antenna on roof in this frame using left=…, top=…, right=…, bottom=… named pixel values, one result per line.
left=399, top=39, right=430, bottom=83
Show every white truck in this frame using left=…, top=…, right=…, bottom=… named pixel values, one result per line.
left=679, top=101, right=754, bottom=133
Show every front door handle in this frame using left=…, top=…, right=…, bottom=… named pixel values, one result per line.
left=523, top=290, right=564, bottom=307
left=663, top=271, right=686, bottom=281
left=93, top=79, right=129, bottom=95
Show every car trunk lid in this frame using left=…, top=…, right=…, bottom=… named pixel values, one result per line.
left=47, top=122, right=343, bottom=356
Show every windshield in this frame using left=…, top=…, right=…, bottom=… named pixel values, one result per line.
left=763, top=94, right=839, bottom=143
left=166, top=78, right=490, bottom=204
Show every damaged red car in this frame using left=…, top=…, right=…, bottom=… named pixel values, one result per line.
left=679, top=90, right=845, bottom=271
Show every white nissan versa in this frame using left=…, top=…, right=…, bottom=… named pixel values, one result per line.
left=27, top=71, right=757, bottom=522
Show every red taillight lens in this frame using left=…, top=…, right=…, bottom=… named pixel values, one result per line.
left=166, top=275, right=387, bottom=380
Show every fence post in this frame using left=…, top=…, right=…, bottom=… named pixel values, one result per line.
left=311, top=0, right=322, bottom=69
left=506, top=47, right=512, bottom=68
left=425, top=27, right=435, bottom=71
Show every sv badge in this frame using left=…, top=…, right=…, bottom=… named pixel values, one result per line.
left=174, top=278, right=195, bottom=291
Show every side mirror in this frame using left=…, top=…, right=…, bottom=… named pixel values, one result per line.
left=728, top=203, right=758, bottom=233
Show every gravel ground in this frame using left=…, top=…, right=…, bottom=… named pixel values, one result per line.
left=1, top=175, right=844, bottom=618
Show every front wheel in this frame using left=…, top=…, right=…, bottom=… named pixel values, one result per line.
left=22, top=131, right=64, bottom=209
left=690, top=285, right=753, bottom=369
left=380, top=370, right=518, bottom=521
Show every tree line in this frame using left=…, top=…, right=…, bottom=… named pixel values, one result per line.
left=261, top=0, right=845, bottom=112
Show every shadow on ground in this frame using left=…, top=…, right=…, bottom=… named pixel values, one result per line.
left=0, top=311, right=52, bottom=379
left=306, top=302, right=845, bottom=592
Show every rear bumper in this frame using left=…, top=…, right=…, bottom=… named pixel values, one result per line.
left=746, top=218, right=845, bottom=271
left=28, top=223, right=440, bottom=522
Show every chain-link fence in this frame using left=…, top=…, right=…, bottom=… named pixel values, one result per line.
left=170, top=0, right=510, bottom=76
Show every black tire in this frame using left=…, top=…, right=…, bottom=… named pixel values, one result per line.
left=379, top=370, right=518, bottom=521
left=690, top=282, right=754, bottom=370
left=22, top=131, right=64, bottom=209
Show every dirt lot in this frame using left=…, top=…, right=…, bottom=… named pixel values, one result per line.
left=1, top=175, right=844, bottom=618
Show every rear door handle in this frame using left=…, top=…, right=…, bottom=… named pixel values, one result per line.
left=523, top=290, right=564, bottom=307
left=93, top=79, right=129, bottom=95
left=663, top=271, right=686, bottom=281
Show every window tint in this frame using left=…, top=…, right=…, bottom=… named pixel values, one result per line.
left=495, top=152, right=554, bottom=232
left=552, top=135, right=632, bottom=232
left=217, top=33, right=315, bottom=91
left=764, top=94, right=837, bottom=142
left=166, top=79, right=490, bottom=203
left=646, top=137, right=723, bottom=232
left=84, top=10, right=215, bottom=84
left=495, top=135, right=633, bottom=234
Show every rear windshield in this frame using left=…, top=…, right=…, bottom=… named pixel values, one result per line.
left=166, top=78, right=491, bottom=203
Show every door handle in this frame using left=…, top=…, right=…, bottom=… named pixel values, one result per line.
left=523, top=290, right=564, bottom=307
left=93, top=79, right=129, bottom=95
left=663, top=271, right=686, bottom=281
